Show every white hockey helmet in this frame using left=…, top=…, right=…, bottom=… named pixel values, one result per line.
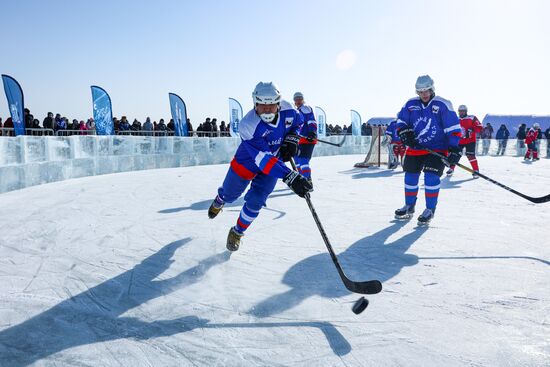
left=415, top=75, right=435, bottom=93
left=252, top=82, right=281, bottom=106
left=458, top=105, right=467, bottom=112
left=293, top=91, right=304, bottom=100
left=252, top=82, right=281, bottom=123
left=533, top=122, right=540, bottom=129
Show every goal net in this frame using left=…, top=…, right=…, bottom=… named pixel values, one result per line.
left=354, top=126, right=390, bottom=168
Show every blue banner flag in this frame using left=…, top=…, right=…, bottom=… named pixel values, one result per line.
left=169, top=93, right=188, bottom=136
left=315, top=106, right=327, bottom=137
left=1, top=74, right=26, bottom=136
left=350, top=109, right=362, bottom=136
left=228, top=98, right=243, bottom=137
left=90, top=86, right=114, bottom=135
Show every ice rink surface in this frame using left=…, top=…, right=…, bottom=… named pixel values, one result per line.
left=0, top=155, right=548, bottom=366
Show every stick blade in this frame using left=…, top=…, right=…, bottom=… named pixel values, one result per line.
left=344, top=279, right=383, bottom=295
left=530, top=194, right=550, bottom=204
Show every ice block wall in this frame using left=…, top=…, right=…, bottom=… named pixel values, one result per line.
left=0, top=135, right=371, bottom=193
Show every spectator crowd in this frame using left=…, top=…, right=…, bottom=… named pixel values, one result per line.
left=0, top=108, right=232, bottom=137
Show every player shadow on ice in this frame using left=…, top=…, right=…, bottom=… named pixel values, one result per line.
left=158, top=188, right=292, bottom=219
left=250, top=220, right=427, bottom=318
left=0, top=237, right=350, bottom=365
left=440, top=177, right=475, bottom=190
left=337, top=167, right=404, bottom=180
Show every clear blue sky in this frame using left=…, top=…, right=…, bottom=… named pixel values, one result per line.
left=1, top=0, right=549, bottom=125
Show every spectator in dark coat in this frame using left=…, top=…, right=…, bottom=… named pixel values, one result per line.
left=71, top=119, right=80, bottom=130
left=480, top=123, right=494, bottom=155
left=131, top=119, right=142, bottom=132
left=202, top=118, right=212, bottom=136
left=119, top=116, right=131, bottom=132
left=495, top=124, right=510, bottom=155
left=24, top=108, right=33, bottom=129
left=143, top=117, right=153, bottom=136
left=43, top=112, right=54, bottom=130
left=167, top=119, right=175, bottom=132
left=220, top=120, right=227, bottom=136
left=156, top=119, right=167, bottom=135
left=211, top=118, right=218, bottom=136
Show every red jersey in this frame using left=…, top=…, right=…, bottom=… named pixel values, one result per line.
left=458, top=115, right=482, bottom=145
left=525, top=128, right=539, bottom=144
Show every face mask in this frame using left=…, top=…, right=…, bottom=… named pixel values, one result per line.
left=259, top=113, right=276, bottom=123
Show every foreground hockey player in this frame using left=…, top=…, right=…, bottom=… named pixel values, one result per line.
left=395, top=75, right=462, bottom=225
left=293, top=92, right=317, bottom=186
left=208, top=82, right=313, bottom=251
left=385, top=119, right=406, bottom=169
left=446, top=105, right=482, bottom=178
left=524, top=123, right=541, bottom=161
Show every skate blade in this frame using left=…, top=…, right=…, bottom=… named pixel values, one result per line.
left=417, top=220, right=430, bottom=227
left=394, top=214, right=413, bottom=220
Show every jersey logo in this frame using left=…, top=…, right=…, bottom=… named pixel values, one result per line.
left=415, top=117, right=437, bottom=144
left=408, top=106, right=421, bottom=111
left=285, top=117, right=294, bottom=126
left=432, top=105, right=440, bottom=114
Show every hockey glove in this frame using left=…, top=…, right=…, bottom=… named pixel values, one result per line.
left=283, top=170, right=313, bottom=198
left=280, top=133, right=300, bottom=162
left=306, top=131, right=317, bottom=142
left=398, top=128, right=418, bottom=147
left=446, top=146, right=462, bottom=166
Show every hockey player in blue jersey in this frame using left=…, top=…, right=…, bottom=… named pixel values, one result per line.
left=208, top=82, right=313, bottom=251
left=293, top=92, right=317, bottom=186
left=394, top=75, right=462, bottom=225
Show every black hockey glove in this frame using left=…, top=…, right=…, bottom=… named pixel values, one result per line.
left=446, top=146, right=462, bottom=166
left=283, top=170, right=313, bottom=198
left=398, top=128, right=418, bottom=147
left=279, top=133, right=300, bottom=162
left=306, top=131, right=317, bottom=142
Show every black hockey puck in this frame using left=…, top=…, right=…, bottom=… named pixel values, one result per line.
left=352, top=297, right=369, bottom=314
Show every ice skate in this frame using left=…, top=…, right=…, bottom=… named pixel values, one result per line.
left=395, top=204, right=415, bottom=220
left=226, top=227, right=244, bottom=251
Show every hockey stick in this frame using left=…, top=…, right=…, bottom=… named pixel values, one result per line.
left=289, top=157, right=383, bottom=295
left=297, top=134, right=347, bottom=147
left=426, top=148, right=550, bottom=204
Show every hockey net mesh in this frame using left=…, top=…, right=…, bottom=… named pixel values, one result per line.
left=354, top=126, right=390, bottom=167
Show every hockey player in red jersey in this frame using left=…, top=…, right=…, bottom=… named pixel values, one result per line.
left=524, top=123, right=540, bottom=161
left=446, top=105, right=483, bottom=178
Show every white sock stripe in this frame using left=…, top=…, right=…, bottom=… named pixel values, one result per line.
left=424, top=184, right=441, bottom=190
left=301, top=164, right=310, bottom=169
left=405, top=184, right=419, bottom=190
left=244, top=205, right=260, bottom=213
left=240, top=211, right=257, bottom=222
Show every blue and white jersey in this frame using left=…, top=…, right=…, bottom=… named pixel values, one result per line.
left=230, top=100, right=303, bottom=180
left=297, top=104, right=317, bottom=144
left=396, top=96, right=461, bottom=152
left=385, top=120, right=400, bottom=143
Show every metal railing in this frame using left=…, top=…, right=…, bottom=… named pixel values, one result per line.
left=0, top=128, right=55, bottom=136
left=55, top=129, right=97, bottom=136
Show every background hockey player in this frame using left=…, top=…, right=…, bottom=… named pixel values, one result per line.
left=524, top=123, right=540, bottom=161
left=293, top=92, right=317, bottom=186
left=394, top=75, right=461, bottom=225
left=208, top=82, right=313, bottom=250
left=446, top=105, right=483, bottom=178
left=385, top=119, right=406, bottom=169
